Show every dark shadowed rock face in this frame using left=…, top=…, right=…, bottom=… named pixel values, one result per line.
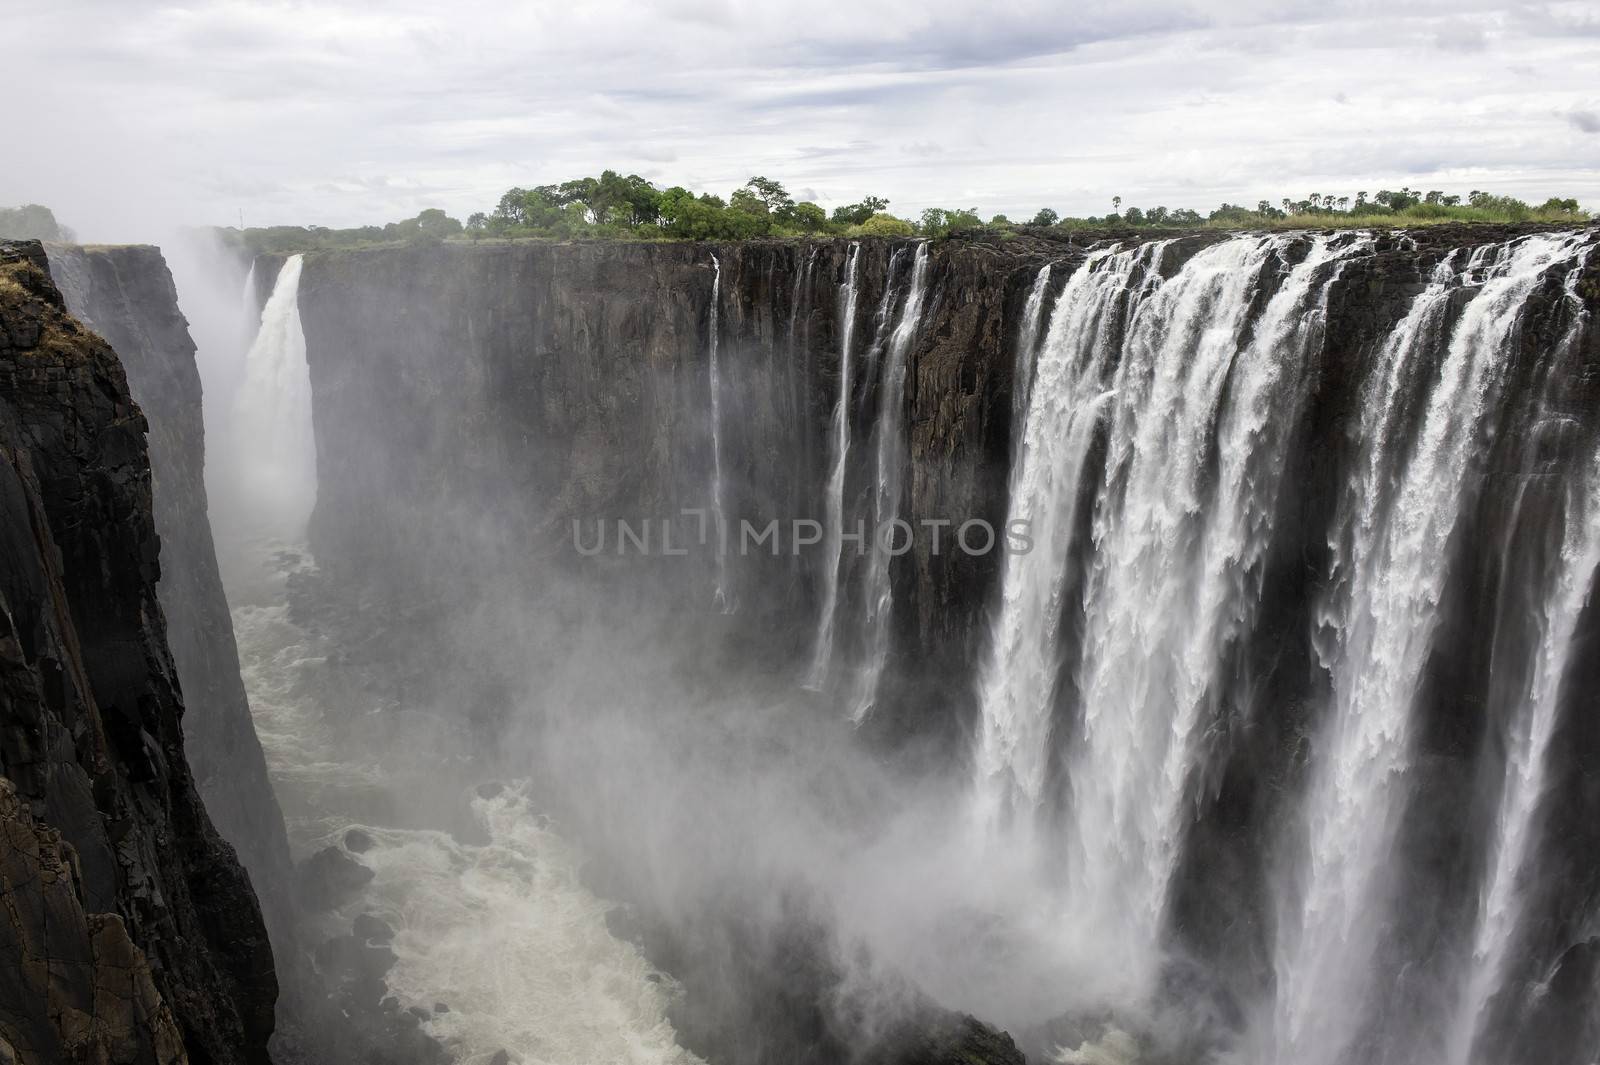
left=44, top=243, right=297, bottom=961
left=0, top=240, right=275, bottom=1065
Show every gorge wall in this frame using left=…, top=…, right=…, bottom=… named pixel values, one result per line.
left=288, top=226, right=1600, bottom=1063
left=0, top=240, right=276, bottom=1064
left=44, top=244, right=298, bottom=957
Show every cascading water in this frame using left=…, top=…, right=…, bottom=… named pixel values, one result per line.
left=1270, top=233, right=1594, bottom=1065
left=1011, top=262, right=1053, bottom=433
left=1064, top=234, right=1359, bottom=974
left=805, top=242, right=863, bottom=690
left=852, top=241, right=931, bottom=722
left=708, top=255, right=731, bottom=611
left=240, top=260, right=257, bottom=330
left=857, top=247, right=907, bottom=417
left=232, top=253, right=317, bottom=538
left=972, top=245, right=1152, bottom=821
left=1452, top=257, right=1598, bottom=1065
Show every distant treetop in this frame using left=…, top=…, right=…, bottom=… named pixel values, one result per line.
left=217, top=177, right=1593, bottom=254
left=0, top=204, right=74, bottom=242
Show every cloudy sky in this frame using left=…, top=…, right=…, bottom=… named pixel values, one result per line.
left=9, top=0, right=1600, bottom=242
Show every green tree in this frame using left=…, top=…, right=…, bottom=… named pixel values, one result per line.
left=1029, top=208, right=1059, bottom=227
left=744, top=176, right=794, bottom=220
left=852, top=213, right=916, bottom=237
left=789, top=202, right=829, bottom=233
left=832, top=196, right=890, bottom=226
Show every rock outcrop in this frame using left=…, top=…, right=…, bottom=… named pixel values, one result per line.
left=0, top=240, right=275, bottom=1064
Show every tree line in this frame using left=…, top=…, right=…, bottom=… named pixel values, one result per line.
left=219, top=175, right=1592, bottom=254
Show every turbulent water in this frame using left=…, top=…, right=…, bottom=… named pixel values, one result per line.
left=231, top=547, right=703, bottom=1065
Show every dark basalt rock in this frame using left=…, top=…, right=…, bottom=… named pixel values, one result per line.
left=0, top=240, right=276, bottom=1064
left=344, top=826, right=375, bottom=852
left=45, top=242, right=297, bottom=949
left=314, top=934, right=397, bottom=991
left=353, top=911, right=395, bottom=944
left=297, top=845, right=376, bottom=911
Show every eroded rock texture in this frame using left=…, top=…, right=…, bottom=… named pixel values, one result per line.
left=0, top=240, right=275, bottom=1065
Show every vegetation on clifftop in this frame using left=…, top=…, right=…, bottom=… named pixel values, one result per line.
left=209, top=174, right=1592, bottom=255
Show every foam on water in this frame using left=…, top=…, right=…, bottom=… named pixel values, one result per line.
left=232, top=547, right=701, bottom=1065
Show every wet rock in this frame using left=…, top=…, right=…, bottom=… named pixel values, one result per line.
left=353, top=912, right=395, bottom=944
left=476, top=781, right=505, bottom=800
left=604, top=904, right=644, bottom=944
left=489, top=1051, right=512, bottom=1065
left=432, top=1002, right=449, bottom=1013
left=344, top=827, right=374, bottom=853
left=298, top=845, right=375, bottom=911
left=314, top=934, right=397, bottom=987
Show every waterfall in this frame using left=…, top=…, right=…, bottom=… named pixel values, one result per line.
left=857, top=247, right=907, bottom=417
left=240, top=261, right=257, bottom=332
left=232, top=254, right=316, bottom=538
left=1270, top=233, right=1592, bottom=1065
left=708, top=255, right=731, bottom=611
left=1064, top=235, right=1364, bottom=971
left=1012, top=262, right=1053, bottom=433
left=1453, top=257, right=1598, bottom=1065
left=805, top=242, right=863, bottom=690
left=852, top=241, right=931, bottom=722
left=972, top=245, right=1153, bottom=821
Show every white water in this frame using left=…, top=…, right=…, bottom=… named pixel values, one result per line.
left=240, top=261, right=257, bottom=331
left=1453, top=257, right=1599, bottom=1065
left=857, top=248, right=906, bottom=418
left=1064, top=234, right=1355, bottom=972
left=972, top=245, right=1150, bottom=821
left=232, top=550, right=702, bottom=1065
left=708, top=255, right=731, bottom=611
left=1012, top=263, right=1053, bottom=432
left=1270, top=233, right=1591, bottom=1065
left=852, top=242, right=931, bottom=722
left=805, top=242, right=863, bottom=689
left=232, top=254, right=317, bottom=538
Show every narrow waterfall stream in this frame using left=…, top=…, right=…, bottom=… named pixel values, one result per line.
left=852, top=241, right=931, bottom=722
left=806, top=241, right=864, bottom=689
left=231, top=254, right=317, bottom=538
left=708, top=254, right=730, bottom=610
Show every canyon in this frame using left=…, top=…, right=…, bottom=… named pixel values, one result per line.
left=2, top=224, right=1597, bottom=1065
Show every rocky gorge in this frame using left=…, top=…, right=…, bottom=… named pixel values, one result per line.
left=1, top=222, right=1597, bottom=1065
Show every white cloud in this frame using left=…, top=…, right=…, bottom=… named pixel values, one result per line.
left=6, top=0, right=1597, bottom=241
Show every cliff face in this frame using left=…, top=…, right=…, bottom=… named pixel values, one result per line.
left=296, top=238, right=1049, bottom=743
left=44, top=244, right=296, bottom=957
left=0, top=241, right=275, bottom=1064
